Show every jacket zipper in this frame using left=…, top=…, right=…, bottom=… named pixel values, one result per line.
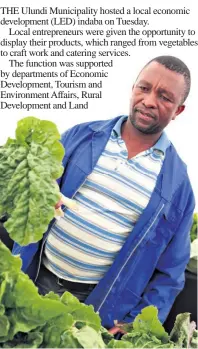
left=96, top=202, right=165, bottom=312
left=34, top=179, right=87, bottom=282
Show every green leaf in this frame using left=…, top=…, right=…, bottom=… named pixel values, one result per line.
left=0, top=242, right=104, bottom=348
left=132, top=305, right=169, bottom=342
left=15, top=117, right=40, bottom=145
left=123, top=331, right=175, bottom=348
left=72, top=326, right=105, bottom=349
left=71, top=306, right=101, bottom=332
left=190, top=329, right=198, bottom=348
left=122, top=331, right=173, bottom=348
left=61, top=292, right=101, bottom=331
left=170, top=312, right=191, bottom=348
left=41, top=313, right=74, bottom=348
left=0, top=241, right=22, bottom=273
left=60, top=291, right=81, bottom=309
left=60, top=330, right=82, bottom=348
left=43, top=291, right=60, bottom=301
left=0, top=315, right=10, bottom=338
left=100, top=326, right=114, bottom=345
left=193, top=213, right=197, bottom=224
left=107, top=339, right=135, bottom=348
left=0, top=116, right=65, bottom=245
left=2, top=332, right=43, bottom=348
left=190, top=213, right=198, bottom=242
left=0, top=304, right=5, bottom=316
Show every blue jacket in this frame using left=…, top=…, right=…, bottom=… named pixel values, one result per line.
left=13, top=116, right=195, bottom=328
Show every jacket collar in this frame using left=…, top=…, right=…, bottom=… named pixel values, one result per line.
left=112, top=115, right=170, bottom=155
left=88, top=116, right=121, bottom=132
left=90, top=115, right=170, bottom=154
left=89, top=116, right=187, bottom=204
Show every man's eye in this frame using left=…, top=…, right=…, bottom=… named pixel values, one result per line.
left=138, top=86, right=148, bottom=91
left=161, top=95, right=171, bottom=102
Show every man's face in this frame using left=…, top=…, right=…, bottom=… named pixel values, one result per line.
left=129, top=61, right=186, bottom=134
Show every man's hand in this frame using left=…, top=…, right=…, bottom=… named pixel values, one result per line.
left=55, top=199, right=63, bottom=209
left=54, top=195, right=78, bottom=219
left=108, top=322, right=127, bottom=335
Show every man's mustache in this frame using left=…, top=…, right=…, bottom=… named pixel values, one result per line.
left=134, top=107, right=157, bottom=120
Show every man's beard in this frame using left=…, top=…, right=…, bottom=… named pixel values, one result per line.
left=129, top=109, right=162, bottom=135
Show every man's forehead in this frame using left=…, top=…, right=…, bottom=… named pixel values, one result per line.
left=137, top=61, right=184, bottom=84
left=136, top=61, right=185, bottom=96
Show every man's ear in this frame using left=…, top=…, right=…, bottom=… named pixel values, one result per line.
left=172, top=104, right=185, bottom=120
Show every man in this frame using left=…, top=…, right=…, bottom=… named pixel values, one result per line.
left=13, top=55, right=195, bottom=330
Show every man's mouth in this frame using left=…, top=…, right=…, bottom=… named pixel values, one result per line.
left=135, top=108, right=156, bottom=120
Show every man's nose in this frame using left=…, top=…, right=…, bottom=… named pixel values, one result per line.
left=142, top=92, right=157, bottom=109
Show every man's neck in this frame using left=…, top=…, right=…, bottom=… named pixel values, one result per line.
left=121, top=119, right=161, bottom=159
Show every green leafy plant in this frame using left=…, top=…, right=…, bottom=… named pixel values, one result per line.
left=186, top=212, right=198, bottom=274
left=0, top=117, right=65, bottom=245
left=170, top=312, right=197, bottom=348
left=107, top=306, right=198, bottom=348
left=0, top=240, right=198, bottom=348
left=0, top=241, right=104, bottom=348
left=108, top=306, right=173, bottom=348
left=190, top=213, right=197, bottom=243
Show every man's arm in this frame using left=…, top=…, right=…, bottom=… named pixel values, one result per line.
left=56, top=126, right=77, bottom=186
left=123, top=209, right=194, bottom=324
left=56, top=120, right=93, bottom=186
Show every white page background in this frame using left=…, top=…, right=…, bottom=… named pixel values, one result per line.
left=0, top=0, right=197, bottom=209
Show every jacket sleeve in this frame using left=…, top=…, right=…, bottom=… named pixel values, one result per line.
left=124, top=208, right=194, bottom=324
left=56, top=120, right=98, bottom=187
left=56, top=125, right=80, bottom=186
